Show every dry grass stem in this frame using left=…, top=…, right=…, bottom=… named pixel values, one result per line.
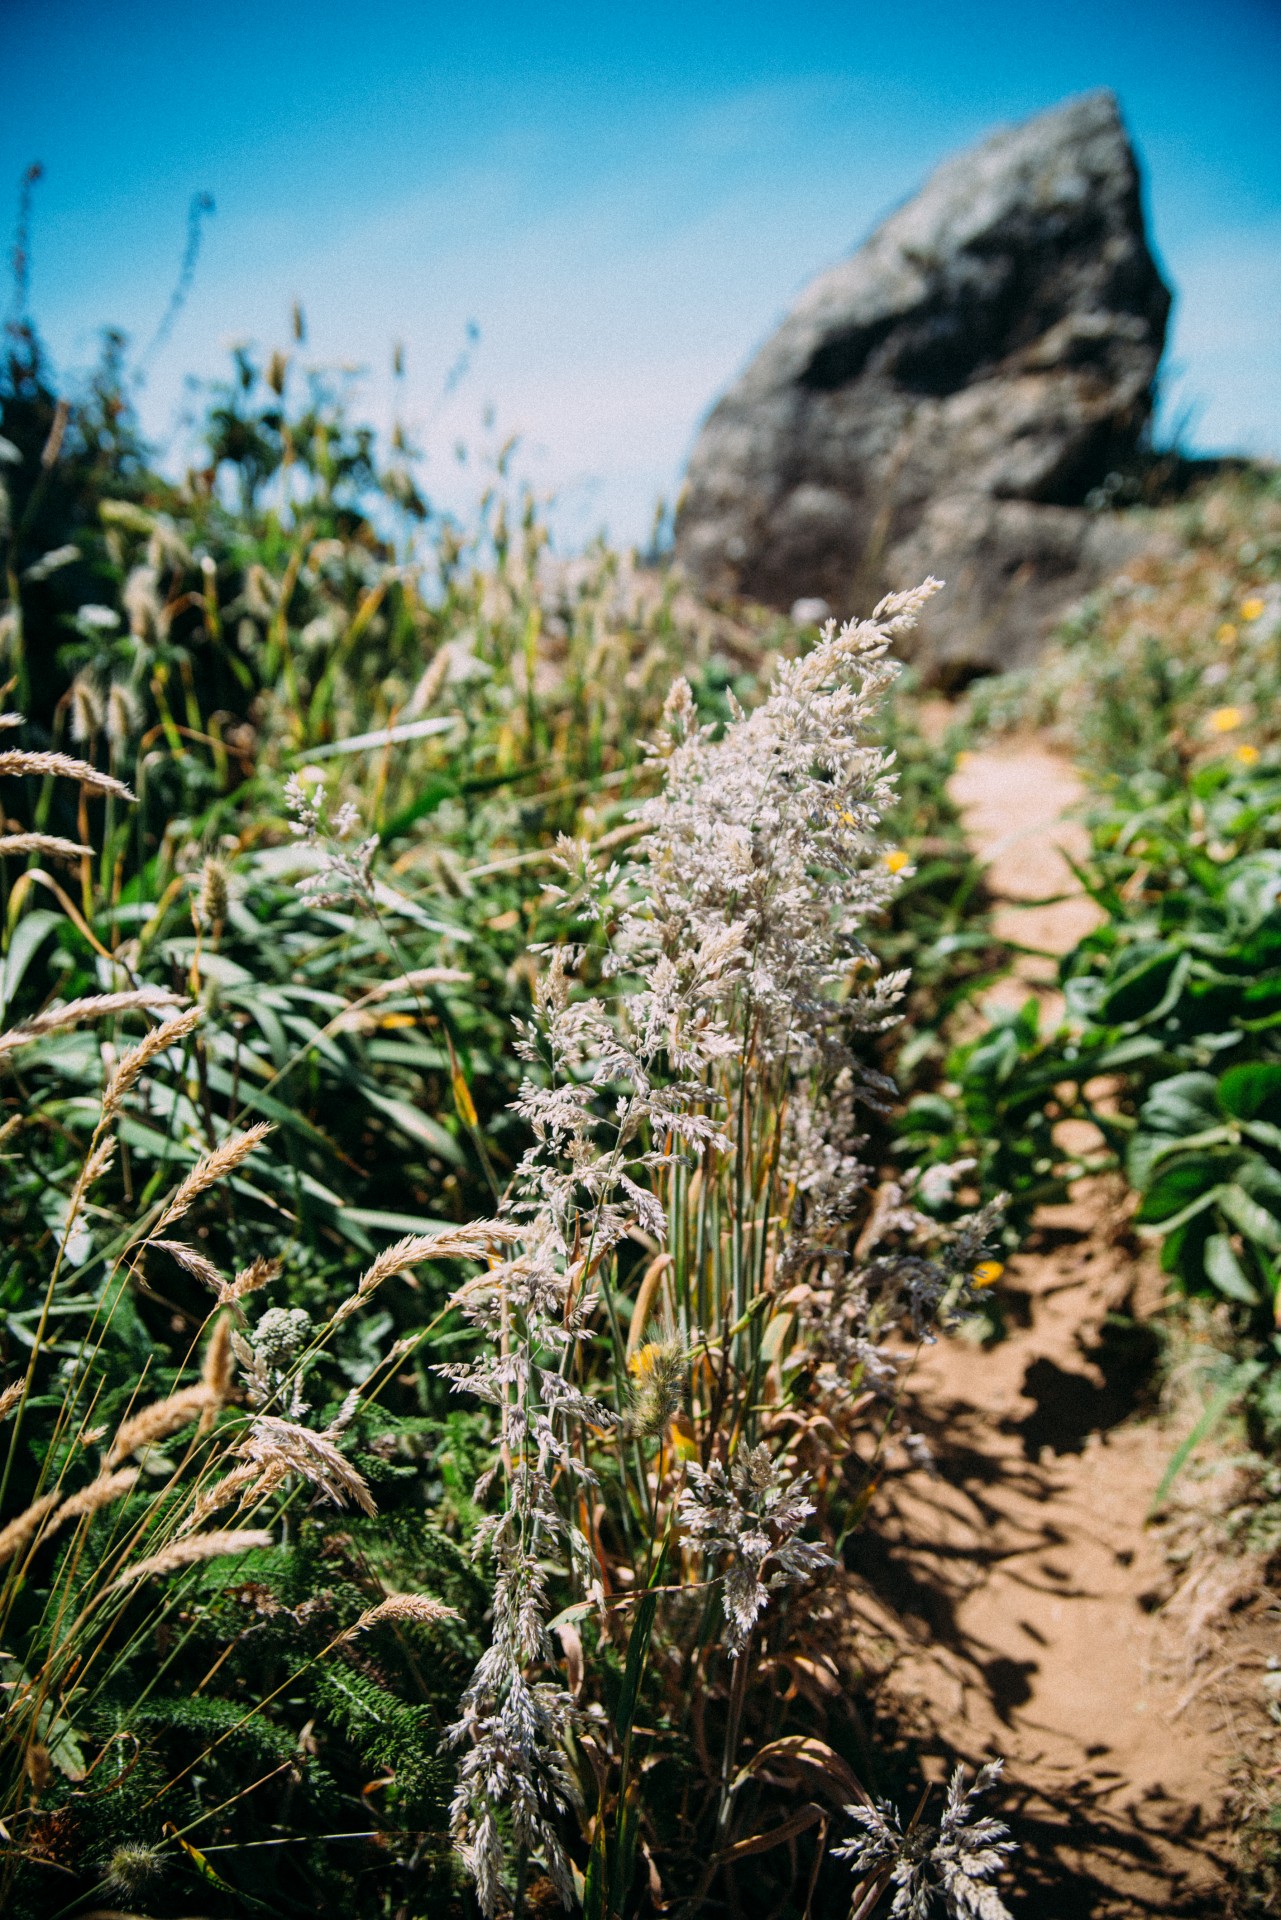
left=82, top=1138, right=116, bottom=1188
left=330, top=1223, right=513, bottom=1326
left=236, top=1416, right=375, bottom=1515
left=0, top=988, right=183, bottom=1061
left=52, top=1467, right=140, bottom=1528
left=218, top=1255, right=281, bottom=1306
left=347, top=1592, right=460, bottom=1637
left=150, top=1239, right=223, bottom=1294
left=0, top=748, right=135, bottom=799
left=103, top=1005, right=203, bottom=1114
left=0, top=832, right=92, bottom=861
left=201, top=1314, right=235, bottom=1402
left=107, top=1528, right=273, bottom=1590
left=155, top=1122, right=273, bottom=1229
left=106, top=1385, right=216, bottom=1465
left=0, top=1491, right=61, bottom=1567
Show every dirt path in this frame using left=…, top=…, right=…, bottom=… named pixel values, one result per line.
left=846, top=741, right=1236, bottom=1917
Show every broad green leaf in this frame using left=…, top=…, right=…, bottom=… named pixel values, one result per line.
left=1218, top=1060, right=1281, bottom=1124
left=1219, top=1183, right=1281, bottom=1252
left=1138, top=1071, right=1220, bottom=1138
left=1203, top=1233, right=1259, bottom=1304
left=363, top=1090, right=466, bottom=1167
left=1100, top=947, right=1183, bottom=1023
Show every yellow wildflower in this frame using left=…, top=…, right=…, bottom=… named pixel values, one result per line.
left=1216, top=623, right=1238, bottom=646
left=955, top=749, right=973, bottom=767
left=1242, top=597, right=1266, bottom=622
left=883, top=849, right=910, bottom=874
left=1209, top=707, right=1243, bottom=733
left=972, top=1260, right=1003, bottom=1289
left=1235, top=743, right=1260, bottom=766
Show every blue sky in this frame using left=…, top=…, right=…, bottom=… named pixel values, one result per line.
left=4, top=0, right=1280, bottom=545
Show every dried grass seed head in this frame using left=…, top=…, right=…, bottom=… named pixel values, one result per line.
left=108, top=1528, right=273, bottom=1590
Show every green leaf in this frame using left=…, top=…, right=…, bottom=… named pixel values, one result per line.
left=0, top=909, right=63, bottom=1021
left=1138, top=1071, right=1221, bottom=1139
left=1219, top=1182, right=1281, bottom=1252
left=1218, top=1060, right=1281, bottom=1124
left=1132, top=1153, right=1222, bottom=1223
left=583, top=1810, right=609, bottom=1920
left=363, top=1089, right=466, bottom=1167
left=1203, top=1233, right=1259, bottom=1304
left=1100, top=947, right=1182, bottom=1023
left=615, top=1586, right=660, bottom=1741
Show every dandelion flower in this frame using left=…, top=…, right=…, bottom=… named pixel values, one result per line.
left=1242, top=597, right=1266, bottom=622
left=1216, top=623, right=1238, bottom=646
left=1236, top=744, right=1261, bottom=766
left=883, top=849, right=910, bottom=874
left=972, top=1260, right=1004, bottom=1288
left=1209, top=707, right=1243, bottom=733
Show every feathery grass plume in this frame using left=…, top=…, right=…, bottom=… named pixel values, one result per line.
left=0, top=1491, right=60, bottom=1567
left=0, top=987, right=183, bottom=1062
left=0, top=748, right=135, bottom=799
left=346, top=1592, right=461, bottom=1637
left=103, top=1003, right=203, bottom=1115
left=68, top=673, right=105, bottom=743
left=0, top=832, right=91, bottom=861
left=331, top=1223, right=516, bottom=1326
left=195, top=856, right=230, bottom=928
left=201, top=1312, right=236, bottom=1403
left=435, top=581, right=1005, bottom=1913
left=179, top=1461, right=259, bottom=1534
left=154, top=1121, right=272, bottom=1230
left=150, top=1238, right=222, bottom=1295
left=107, top=1528, right=273, bottom=1590
left=0, top=1380, right=23, bottom=1422
left=836, top=1759, right=1014, bottom=1919
left=81, top=1138, right=116, bottom=1189
left=284, top=773, right=378, bottom=907
left=677, top=1443, right=833, bottom=1658
left=51, top=1467, right=139, bottom=1530
left=364, top=966, right=473, bottom=999
left=100, top=1837, right=163, bottom=1898
left=625, top=1323, right=693, bottom=1439
left=218, top=1255, right=281, bottom=1307
left=104, top=677, right=141, bottom=745
left=0, top=712, right=24, bottom=731
left=105, top=1385, right=215, bottom=1465
left=233, top=1415, right=376, bottom=1515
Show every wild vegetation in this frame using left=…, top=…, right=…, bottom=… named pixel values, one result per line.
left=3, top=248, right=1280, bottom=1916
left=0, top=309, right=1019, bottom=1920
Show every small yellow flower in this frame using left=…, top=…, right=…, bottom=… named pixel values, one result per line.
left=883, top=849, right=910, bottom=874
left=1242, top=597, right=1266, bottom=622
left=1209, top=706, right=1243, bottom=733
left=1235, top=743, right=1260, bottom=766
left=955, top=749, right=973, bottom=767
left=375, top=1011, right=417, bottom=1029
left=1216, top=623, right=1238, bottom=646
left=972, top=1260, right=1004, bottom=1289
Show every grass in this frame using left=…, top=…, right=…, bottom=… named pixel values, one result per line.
left=0, top=317, right=1011, bottom=1919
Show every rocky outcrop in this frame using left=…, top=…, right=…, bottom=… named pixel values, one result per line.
left=674, top=90, right=1171, bottom=680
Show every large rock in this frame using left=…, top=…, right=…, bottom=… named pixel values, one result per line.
left=674, top=90, right=1171, bottom=680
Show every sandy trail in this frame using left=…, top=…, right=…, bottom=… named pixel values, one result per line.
left=846, top=741, right=1234, bottom=1917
